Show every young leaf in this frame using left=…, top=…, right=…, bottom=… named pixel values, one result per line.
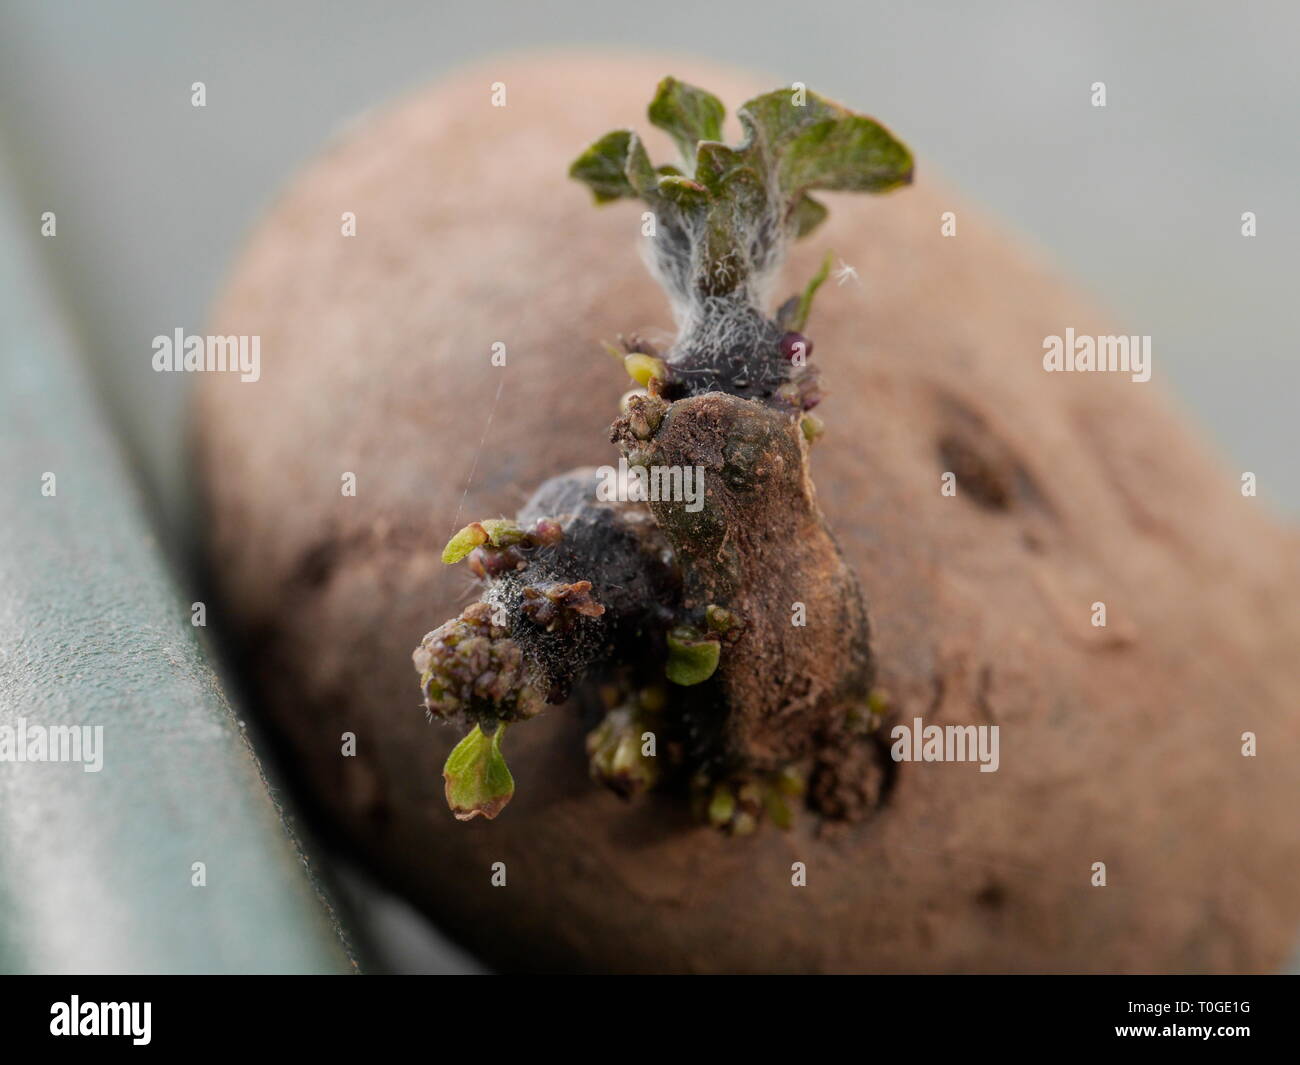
left=624, top=352, right=667, bottom=387
left=478, top=518, right=526, bottom=547
left=780, top=115, right=914, bottom=194
left=666, top=627, right=721, bottom=686
left=568, top=80, right=914, bottom=344
left=648, top=77, right=725, bottom=165
left=794, top=251, right=834, bottom=331
left=736, top=88, right=844, bottom=161
left=737, top=88, right=913, bottom=197
left=623, top=131, right=660, bottom=196
left=569, top=129, right=638, bottom=203
left=442, top=521, right=488, bottom=564
left=694, top=142, right=750, bottom=194
left=790, top=192, right=828, bottom=238
left=443, top=724, right=515, bottom=821
left=657, top=175, right=711, bottom=212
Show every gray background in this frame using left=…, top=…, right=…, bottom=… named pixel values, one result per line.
left=1, top=0, right=1295, bottom=971
left=2, top=0, right=1296, bottom=537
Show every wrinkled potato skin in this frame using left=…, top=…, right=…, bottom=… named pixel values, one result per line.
left=195, top=55, right=1300, bottom=973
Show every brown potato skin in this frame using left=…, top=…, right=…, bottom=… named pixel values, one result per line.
left=195, top=54, right=1300, bottom=973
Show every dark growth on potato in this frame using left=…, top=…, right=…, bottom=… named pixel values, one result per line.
left=414, top=77, right=914, bottom=825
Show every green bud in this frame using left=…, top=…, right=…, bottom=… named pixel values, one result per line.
left=624, top=392, right=668, bottom=439
left=638, top=684, right=668, bottom=712
left=442, top=724, right=515, bottom=821
left=619, top=388, right=649, bottom=414
left=704, top=604, right=738, bottom=633
left=666, top=626, right=721, bottom=686
left=707, top=785, right=736, bottom=828
left=763, top=787, right=794, bottom=830
left=776, top=765, right=807, bottom=797
left=624, top=352, right=667, bottom=387
left=478, top=518, right=525, bottom=547
left=586, top=705, right=659, bottom=798
left=441, top=522, right=489, bottom=564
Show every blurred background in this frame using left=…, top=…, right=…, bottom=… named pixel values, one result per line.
left=1, top=0, right=1295, bottom=972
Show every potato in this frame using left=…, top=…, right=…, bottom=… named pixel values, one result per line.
left=195, top=55, right=1300, bottom=972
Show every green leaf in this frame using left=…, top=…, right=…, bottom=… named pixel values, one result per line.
left=443, top=724, right=515, bottom=821
left=697, top=146, right=765, bottom=218
left=738, top=88, right=913, bottom=197
left=569, top=129, right=638, bottom=203
left=791, top=192, right=828, bottom=238
left=570, top=80, right=914, bottom=308
left=623, top=131, right=659, bottom=196
left=666, top=627, right=721, bottom=686
left=780, top=115, right=914, bottom=194
left=794, top=251, right=834, bottom=331
left=737, top=88, right=845, bottom=160
left=656, top=175, right=710, bottom=212
left=648, top=77, right=725, bottom=165
left=693, top=141, right=744, bottom=192
left=441, top=522, right=488, bottom=564
left=478, top=518, right=525, bottom=547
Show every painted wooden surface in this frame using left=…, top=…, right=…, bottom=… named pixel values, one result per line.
left=0, top=155, right=355, bottom=974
